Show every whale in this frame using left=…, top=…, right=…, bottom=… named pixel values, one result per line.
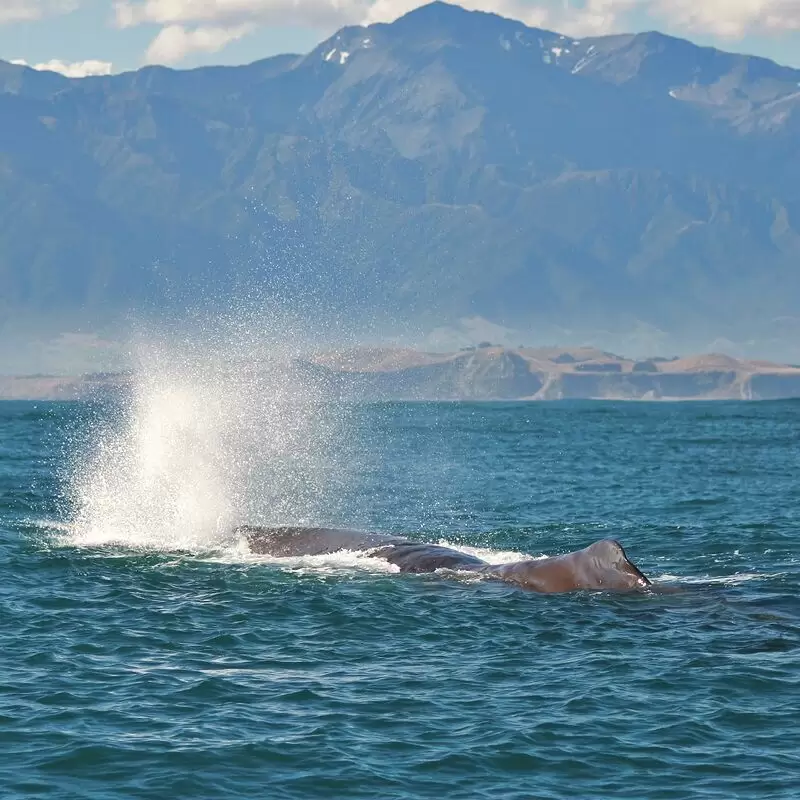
left=235, top=526, right=652, bottom=594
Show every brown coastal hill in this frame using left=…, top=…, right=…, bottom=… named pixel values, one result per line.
left=3, top=347, right=800, bottom=401
left=304, top=346, right=800, bottom=401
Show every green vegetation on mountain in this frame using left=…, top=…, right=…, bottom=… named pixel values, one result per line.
left=1, top=1, right=799, bottom=347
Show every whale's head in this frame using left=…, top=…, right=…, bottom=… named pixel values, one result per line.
left=585, top=539, right=651, bottom=590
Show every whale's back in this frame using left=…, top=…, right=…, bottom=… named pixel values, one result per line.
left=236, top=526, right=651, bottom=593
left=238, top=526, right=409, bottom=557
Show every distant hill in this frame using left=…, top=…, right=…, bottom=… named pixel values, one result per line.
left=1, top=1, right=800, bottom=354
left=4, top=347, right=800, bottom=401
left=301, top=346, right=800, bottom=400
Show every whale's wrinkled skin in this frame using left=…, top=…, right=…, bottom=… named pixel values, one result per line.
left=236, top=526, right=652, bottom=594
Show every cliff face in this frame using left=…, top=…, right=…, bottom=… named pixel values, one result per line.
left=747, top=373, right=800, bottom=401
left=337, top=350, right=544, bottom=400
left=547, top=370, right=744, bottom=400
left=3, top=347, right=800, bottom=401
left=306, top=347, right=800, bottom=401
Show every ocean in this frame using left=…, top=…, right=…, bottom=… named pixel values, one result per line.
left=1, top=395, right=798, bottom=798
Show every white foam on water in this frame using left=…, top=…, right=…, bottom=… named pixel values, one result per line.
left=656, top=572, right=784, bottom=585
left=434, top=540, right=543, bottom=565
left=206, top=546, right=402, bottom=577
left=182, top=537, right=542, bottom=583
left=200, top=536, right=537, bottom=576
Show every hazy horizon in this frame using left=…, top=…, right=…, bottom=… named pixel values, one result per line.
left=2, top=314, right=800, bottom=378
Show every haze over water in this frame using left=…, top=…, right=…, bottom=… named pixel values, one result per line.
left=1, top=355, right=798, bottom=797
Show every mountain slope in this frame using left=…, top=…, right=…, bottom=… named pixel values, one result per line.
left=0, top=1, right=799, bottom=352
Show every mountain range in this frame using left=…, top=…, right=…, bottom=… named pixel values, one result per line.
left=4, top=346, right=800, bottom=401
left=2, top=1, right=800, bottom=362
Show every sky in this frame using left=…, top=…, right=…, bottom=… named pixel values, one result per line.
left=3, top=0, right=800, bottom=76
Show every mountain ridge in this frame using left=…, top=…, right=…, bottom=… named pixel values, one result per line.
left=1, top=1, right=799, bottom=361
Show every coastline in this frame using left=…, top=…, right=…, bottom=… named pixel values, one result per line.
left=4, top=346, right=800, bottom=402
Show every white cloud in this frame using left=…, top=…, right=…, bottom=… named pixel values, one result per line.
left=113, top=0, right=644, bottom=64
left=0, top=0, right=77, bottom=24
left=112, top=0, right=646, bottom=37
left=11, top=58, right=114, bottom=77
left=114, top=0, right=362, bottom=30
left=113, top=0, right=800, bottom=65
left=115, top=0, right=622, bottom=64
left=502, top=0, right=637, bottom=36
left=549, top=0, right=800, bottom=38
left=113, top=0, right=558, bottom=30
left=144, top=23, right=254, bottom=63
left=564, top=0, right=640, bottom=35
left=651, top=0, right=800, bottom=38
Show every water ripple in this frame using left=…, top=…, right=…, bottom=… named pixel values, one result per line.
left=1, top=401, right=799, bottom=798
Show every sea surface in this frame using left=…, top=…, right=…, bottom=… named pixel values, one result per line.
left=1, top=397, right=799, bottom=798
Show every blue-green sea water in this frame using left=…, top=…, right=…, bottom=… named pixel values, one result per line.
left=2, top=398, right=799, bottom=798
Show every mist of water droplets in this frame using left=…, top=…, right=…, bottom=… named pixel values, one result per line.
left=68, top=318, right=351, bottom=553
